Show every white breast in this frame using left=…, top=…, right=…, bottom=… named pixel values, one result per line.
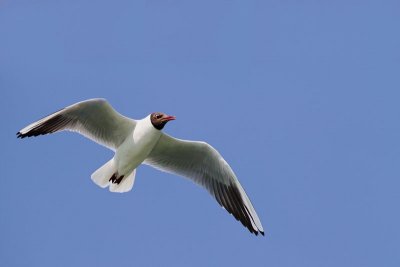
left=114, top=116, right=161, bottom=175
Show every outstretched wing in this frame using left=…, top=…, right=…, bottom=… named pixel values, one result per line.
left=144, top=133, right=264, bottom=236
left=17, top=98, right=136, bottom=150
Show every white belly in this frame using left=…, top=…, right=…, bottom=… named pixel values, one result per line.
left=114, top=118, right=161, bottom=175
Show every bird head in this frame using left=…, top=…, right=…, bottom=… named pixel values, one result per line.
left=150, top=112, right=176, bottom=130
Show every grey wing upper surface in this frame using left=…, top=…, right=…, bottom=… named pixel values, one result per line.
left=144, top=133, right=264, bottom=235
left=17, top=98, right=136, bottom=150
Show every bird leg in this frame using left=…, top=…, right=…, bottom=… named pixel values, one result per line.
left=109, top=173, right=124, bottom=184
left=115, top=175, right=124, bottom=184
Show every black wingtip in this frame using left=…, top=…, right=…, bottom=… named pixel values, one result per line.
left=252, top=230, right=264, bottom=237
left=16, top=131, right=24, bottom=138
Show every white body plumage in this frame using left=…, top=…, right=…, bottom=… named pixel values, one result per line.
left=115, top=115, right=161, bottom=176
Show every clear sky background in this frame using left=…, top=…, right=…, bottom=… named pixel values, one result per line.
left=1, top=1, right=399, bottom=266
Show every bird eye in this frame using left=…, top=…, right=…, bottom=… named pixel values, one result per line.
left=156, top=114, right=162, bottom=119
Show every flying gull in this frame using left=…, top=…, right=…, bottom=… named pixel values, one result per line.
left=17, top=99, right=264, bottom=235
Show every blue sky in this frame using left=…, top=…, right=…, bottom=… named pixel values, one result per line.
left=1, top=0, right=399, bottom=266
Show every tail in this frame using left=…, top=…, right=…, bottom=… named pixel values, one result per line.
left=91, top=158, right=136, bottom=193
left=91, top=158, right=116, bottom=188
left=109, top=169, right=136, bottom=193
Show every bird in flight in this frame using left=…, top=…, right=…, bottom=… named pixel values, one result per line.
left=17, top=99, right=264, bottom=235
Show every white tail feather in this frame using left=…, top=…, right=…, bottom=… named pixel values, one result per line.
left=91, top=158, right=116, bottom=188
left=109, top=169, right=136, bottom=193
left=91, top=158, right=136, bottom=193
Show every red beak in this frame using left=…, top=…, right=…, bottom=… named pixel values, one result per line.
left=163, top=115, right=176, bottom=122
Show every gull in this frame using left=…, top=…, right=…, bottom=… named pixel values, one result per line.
left=17, top=99, right=264, bottom=235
